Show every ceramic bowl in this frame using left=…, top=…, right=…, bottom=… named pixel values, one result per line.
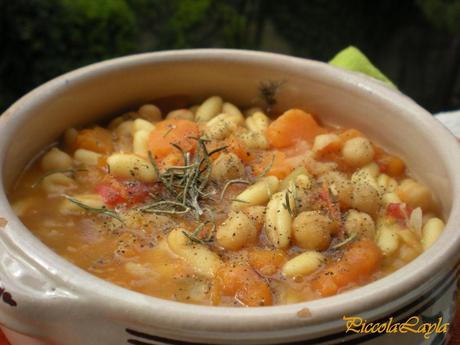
left=0, top=49, right=459, bottom=345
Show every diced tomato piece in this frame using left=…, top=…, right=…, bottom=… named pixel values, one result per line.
left=95, top=182, right=126, bottom=207
left=386, top=203, right=412, bottom=221
left=123, top=180, right=150, bottom=204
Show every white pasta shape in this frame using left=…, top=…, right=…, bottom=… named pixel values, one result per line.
left=397, top=179, right=434, bottom=211
left=282, top=251, right=325, bottom=278
left=74, top=149, right=102, bottom=166
left=107, top=153, right=156, bottom=182
left=41, top=148, right=73, bottom=171
left=108, top=116, right=125, bottom=130
left=232, top=176, right=279, bottom=209
left=195, top=96, right=223, bottom=122
left=381, top=192, right=402, bottom=206
left=41, top=173, right=76, bottom=194
left=264, top=190, right=294, bottom=248
left=64, top=128, right=78, bottom=148
left=377, top=173, right=398, bottom=194
left=237, top=129, right=269, bottom=149
left=138, top=104, right=162, bottom=122
left=351, top=167, right=379, bottom=190
left=60, top=194, right=104, bottom=215
left=210, top=153, right=244, bottom=181
left=115, top=120, right=134, bottom=138
left=246, top=111, right=269, bottom=133
left=167, top=228, right=222, bottom=278
left=133, top=130, right=150, bottom=156
left=222, top=102, right=245, bottom=125
left=244, top=107, right=263, bottom=117
left=204, top=113, right=238, bottom=140
left=132, top=118, right=155, bottom=133
left=11, top=197, right=36, bottom=217
left=216, top=211, right=257, bottom=250
left=398, top=229, right=422, bottom=251
left=166, top=109, right=194, bottom=121
left=421, top=217, right=444, bottom=250
left=376, top=225, right=400, bottom=256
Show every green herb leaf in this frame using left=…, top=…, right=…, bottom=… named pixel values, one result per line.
left=62, top=194, right=124, bottom=224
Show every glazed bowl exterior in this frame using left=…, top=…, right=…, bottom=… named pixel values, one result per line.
left=0, top=49, right=459, bottom=345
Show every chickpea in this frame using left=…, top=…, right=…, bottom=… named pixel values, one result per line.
left=41, top=148, right=73, bottom=171
left=351, top=181, right=380, bottom=217
left=216, top=211, right=257, bottom=250
left=342, top=137, right=375, bottom=167
left=210, top=153, right=244, bottom=181
left=397, top=179, right=433, bottom=211
left=344, top=210, right=375, bottom=239
left=292, top=211, right=332, bottom=250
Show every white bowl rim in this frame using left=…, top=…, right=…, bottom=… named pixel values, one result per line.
left=0, top=48, right=460, bottom=331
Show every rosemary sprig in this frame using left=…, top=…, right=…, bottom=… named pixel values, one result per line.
left=144, top=138, right=227, bottom=220
left=182, top=221, right=216, bottom=244
left=283, top=191, right=293, bottom=216
left=138, top=200, right=190, bottom=215
left=231, top=198, right=250, bottom=204
left=32, top=168, right=86, bottom=188
left=63, top=195, right=124, bottom=224
left=256, top=154, right=275, bottom=179
left=220, top=179, right=250, bottom=201
left=332, top=232, right=358, bottom=250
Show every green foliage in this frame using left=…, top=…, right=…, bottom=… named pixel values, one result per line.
left=267, top=0, right=418, bottom=60
left=0, top=0, right=136, bottom=110
left=128, top=0, right=248, bottom=49
left=418, top=0, right=460, bottom=33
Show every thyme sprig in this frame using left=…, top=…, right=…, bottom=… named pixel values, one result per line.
left=63, top=195, right=124, bottom=224
left=32, top=168, right=86, bottom=188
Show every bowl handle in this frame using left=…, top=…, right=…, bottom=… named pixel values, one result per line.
left=0, top=229, right=80, bottom=339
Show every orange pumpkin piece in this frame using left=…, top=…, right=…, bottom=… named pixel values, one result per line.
left=311, top=238, right=382, bottom=297
left=377, top=154, right=406, bottom=177
left=211, top=264, right=273, bottom=306
left=148, top=119, right=200, bottom=159
left=248, top=248, right=287, bottom=276
left=251, top=151, right=293, bottom=179
left=75, top=127, right=113, bottom=154
left=266, top=109, right=326, bottom=148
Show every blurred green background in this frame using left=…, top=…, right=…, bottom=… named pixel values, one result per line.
left=1, top=0, right=459, bottom=113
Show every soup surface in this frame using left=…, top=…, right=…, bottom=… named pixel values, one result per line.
left=10, top=96, right=445, bottom=306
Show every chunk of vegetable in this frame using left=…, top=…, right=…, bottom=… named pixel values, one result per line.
left=148, top=119, right=200, bottom=159
left=311, top=238, right=382, bottom=296
left=266, top=109, right=325, bottom=148
left=211, top=264, right=272, bottom=306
